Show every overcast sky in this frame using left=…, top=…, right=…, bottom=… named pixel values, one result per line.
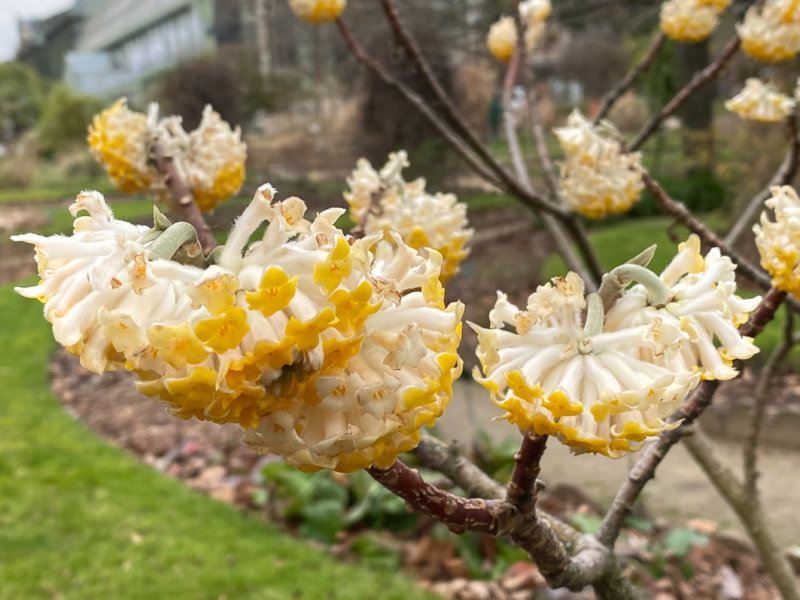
left=0, top=0, right=75, bottom=62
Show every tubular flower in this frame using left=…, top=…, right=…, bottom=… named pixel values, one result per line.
left=605, top=235, right=761, bottom=381
left=344, top=151, right=473, bottom=283
left=288, top=0, right=346, bottom=23
left=725, top=78, right=796, bottom=122
left=182, top=105, right=247, bottom=211
left=660, top=0, right=731, bottom=42
left=472, top=274, right=699, bottom=458
left=554, top=110, right=644, bottom=219
left=754, top=186, right=800, bottom=298
left=14, top=187, right=463, bottom=473
left=88, top=98, right=160, bottom=194
left=487, top=1, right=550, bottom=63
left=737, top=0, right=800, bottom=62
left=88, top=99, right=245, bottom=211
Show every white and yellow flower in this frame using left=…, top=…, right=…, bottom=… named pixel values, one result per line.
left=14, top=187, right=462, bottom=473
left=88, top=99, right=160, bottom=195
left=554, top=110, right=644, bottom=219
left=660, top=0, right=731, bottom=43
left=182, top=105, right=247, bottom=211
left=754, top=186, right=800, bottom=298
left=738, top=0, right=800, bottom=62
left=472, top=274, right=698, bottom=458
left=487, top=0, right=551, bottom=63
left=605, top=235, right=761, bottom=381
left=288, top=0, right=346, bottom=23
left=344, top=151, right=473, bottom=283
left=725, top=78, right=796, bottom=122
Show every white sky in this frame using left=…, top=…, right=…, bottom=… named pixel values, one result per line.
left=0, top=0, right=75, bottom=62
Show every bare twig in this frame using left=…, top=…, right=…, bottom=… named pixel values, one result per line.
left=684, top=428, right=800, bottom=600
left=153, top=148, right=217, bottom=253
left=627, top=36, right=741, bottom=152
left=597, top=287, right=788, bottom=547
left=593, top=32, right=666, bottom=125
left=724, top=113, right=800, bottom=247
left=744, top=306, right=794, bottom=497
left=641, top=173, right=794, bottom=301
left=335, top=18, right=571, bottom=219
left=501, top=41, right=598, bottom=288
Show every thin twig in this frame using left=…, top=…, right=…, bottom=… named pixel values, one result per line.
left=596, top=287, right=788, bottom=547
left=593, top=32, right=666, bottom=125
left=641, top=173, right=797, bottom=304
left=724, top=113, right=800, bottom=247
left=501, top=38, right=598, bottom=288
left=627, top=35, right=741, bottom=152
left=378, top=0, right=521, bottom=194
left=335, top=18, right=571, bottom=219
left=684, top=428, right=800, bottom=600
left=152, top=148, right=217, bottom=253
left=743, top=306, right=794, bottom=497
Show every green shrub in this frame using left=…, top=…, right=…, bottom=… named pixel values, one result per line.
left=36, top=84, right=102, bottom=157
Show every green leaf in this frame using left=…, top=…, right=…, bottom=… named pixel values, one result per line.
left=298, top=499, right=347, bottom=544
left=664, top=528, right=709, bottom=557
left=350, top=534, right=402, bottom=571
left=624, top=516, right=654, bottom=533
left=570, top=513, right=602, bottom=534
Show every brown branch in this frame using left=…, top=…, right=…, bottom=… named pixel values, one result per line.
left=152, top=148, right=217, bottom=254
left=627, top=35, right=741, bottom=152
left=724, top=113, right=800, bottom=247
left=596, top=287, right=788, bottom=547
left=641, top=173, right=794, bottom=302
left=593, top=32, right=666, bottom=125
left=684, top=428, right=800, bottom=600
left=335, top=18, right=570, bottom=219
left=744, top=306, right=794, bottom=497
left=378, top=0, right=518, bottom=191
left=506, top=433, right=547, bottom=516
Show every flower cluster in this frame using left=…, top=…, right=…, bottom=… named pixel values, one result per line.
left=472, top=235, right=759, bottom=458
left=738, top=0, right=800, bottom=62
left=660, top=0, right=731, bottom=43
left=14, top=188, right=463, bottom=472
left=487, top=0, right=551, bottom=63
left=88, top=100, right=246, bottom=212
left=725, top=79, right=796, bottom=123
left=754, top=186, right=800, bottom=298
left=288, top=0, right=346, bottom=24
left=344, top=151, right=473, bottom=283
left=554, top=110, right=644, bottom=219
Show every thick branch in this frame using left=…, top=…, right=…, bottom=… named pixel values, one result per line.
left=593, top=32, right=666, bottom=125
left=153, top=149, right=217, bottom=253
left=627, top=35, right=740, bottom=152
left=685, top=429, right=800, bottom=600
left=597, top=287, right=788, bottom=547
left=506, top=433, right=547, bottom=516
left=724, top=113, right=800, bottom=247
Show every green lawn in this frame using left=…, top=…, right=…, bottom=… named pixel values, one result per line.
left=0, top=284, right=437, bottom=600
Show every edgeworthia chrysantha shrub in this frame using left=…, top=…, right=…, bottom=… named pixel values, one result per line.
left=13, top=187, right=463, bottom=473
left=88, top=99, right=246, bottom=211
left=344, top=150, right=473, bottom=283
left=471, top=236, right=758, bottom=458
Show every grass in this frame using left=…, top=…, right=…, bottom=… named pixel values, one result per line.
left=0, top=284, right=438, bottom=600
left=0, top=175, right=118, bottom=206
